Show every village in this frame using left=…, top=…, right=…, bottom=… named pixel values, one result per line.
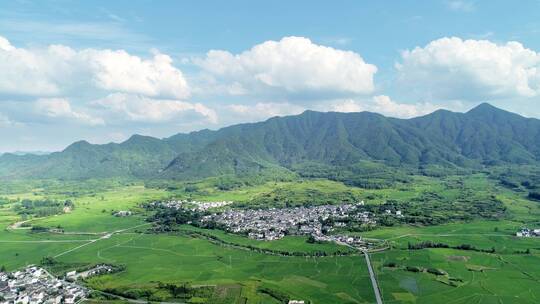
left=199, top=201, right=376, bottom=242
left=0, top=266, right=88, bottom=304
left=148, top=199, right=234, bottom=212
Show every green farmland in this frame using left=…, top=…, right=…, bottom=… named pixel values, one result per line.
left=1, top=173, right=540, bottom=303
left=0, top=183, right=374, bottom=303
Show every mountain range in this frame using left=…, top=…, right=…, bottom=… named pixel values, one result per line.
left=1, top=103, right=539, bottom=180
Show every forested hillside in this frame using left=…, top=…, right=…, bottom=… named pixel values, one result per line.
left=1, top=103, right=538, bottom=180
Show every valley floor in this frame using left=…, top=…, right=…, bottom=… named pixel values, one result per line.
left=1, top=174, right=540, bottom=303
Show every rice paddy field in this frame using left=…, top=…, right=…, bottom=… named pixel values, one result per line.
left=0, top=183, right=375, bottom=303
left=1, top=174, right=540, bottom=303
left=371, top=247, right=540, bottom=304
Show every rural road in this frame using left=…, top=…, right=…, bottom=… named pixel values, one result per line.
left=7, top=219, right=33, bottom=230
left=363, top=251, right=383, bottom=304
left=53, top=223, right=151, bottom=258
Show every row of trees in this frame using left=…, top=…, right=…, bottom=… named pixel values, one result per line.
left=528, top=192, right=540, bottom=201
left=407, top=241, right=496, bottom=253
left=13, top=198, right=74, bottom=218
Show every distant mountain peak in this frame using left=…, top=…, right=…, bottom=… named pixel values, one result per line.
left=124, top=134, right=159, bottom=143
left=465, top=102, right=527, bottom=121
left=467, top=102, right=502, bottom=114
left=65, top=140, right=90, bottom=148
left=62, top=140, right=93, bottom=153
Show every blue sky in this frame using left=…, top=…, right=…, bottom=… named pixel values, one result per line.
left=1, top=0, right=540, bottom=152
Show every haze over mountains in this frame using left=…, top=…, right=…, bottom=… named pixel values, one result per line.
left=1, top=103, right=539, bottom=180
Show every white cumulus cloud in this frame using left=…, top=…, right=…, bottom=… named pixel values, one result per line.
left=330, top=95, right=437, bottom=118
left=227, top=102, right=305, bottom=120
left=0, top=35, right=190, bottom=99
left=396, top=37, right=540, bottom=101
left=82, top=49, right=190, bottom=99
left=93, top=93, right=217, bottom=124
left=0, top=36, right=14, bottom=51
left=196, top=36, right=377, bottom=99
left=370, top=95, right=437, bottom=118
left=34, top=98, right=104, bottom=126
left=331, top=99, right=364, bottom=113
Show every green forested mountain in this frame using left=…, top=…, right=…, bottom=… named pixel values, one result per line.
left=1, top=103, right=539, bottom=180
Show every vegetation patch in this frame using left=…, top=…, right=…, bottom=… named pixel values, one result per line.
left=257, top=286, right=290, bottom=303
left=407, top=241, right=496, bottom=253
left=466, top=264, right=496, bottom=272
left=392, top=292, right=416, bottom=302
left=12, top=198, right=74, bottom=218
left=446, top=255, right=470, bottom=262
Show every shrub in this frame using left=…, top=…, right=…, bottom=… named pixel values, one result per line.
left=528, top=192, right=540, bottom=201
left=427, top=268, right=447, bottom=276
left=384, top=261, right=397, bottom=268
left=405, top=266, right=422, bottom=273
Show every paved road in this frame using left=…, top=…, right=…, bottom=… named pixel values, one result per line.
left=363, top=251, right=383, bottom=304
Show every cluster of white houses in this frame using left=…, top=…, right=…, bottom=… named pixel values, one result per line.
left=200, top=202, right=375, bottom=241
left=516, top=227, right=540, bottom=237
left=149, top=199, right=233, bottom=212
left=314, top=234, right=368, bottom=250
left=0, top=266, right=87, bottom=304
left=65, top=264, right=116, bottom=280
left=113, top=210, right=132, bottom=217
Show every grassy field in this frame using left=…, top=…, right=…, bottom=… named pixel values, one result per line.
left=60, top=233, right=374, bottom=303
left=371, top=247, right=540, bottom=304
left=178, top=225, right=358, bottom=255
left=360, top=175, right=540, bottom=304
left=0, top=183, right=374, bottom=303
left=1, top=174, right=540, bottom=303
left=164, top=177, right=446, bottom=205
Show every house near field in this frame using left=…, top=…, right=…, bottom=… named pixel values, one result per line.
left=65, top=270, right=77, bottom=278
left=516, top=227, right=540, bottom=237
left=114, top=210, right=132, bottom=217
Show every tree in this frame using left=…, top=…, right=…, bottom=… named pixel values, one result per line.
left=528, top=192, right=540, bottom=201
left=41, top=256, right=56, bottom=266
